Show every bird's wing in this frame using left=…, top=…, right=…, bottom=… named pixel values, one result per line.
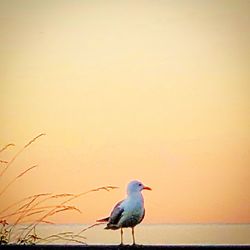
left=138, top=208, right=145, bottom=224
left=108, top=200, right=124, bottom=226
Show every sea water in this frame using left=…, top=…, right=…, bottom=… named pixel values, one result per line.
left=13, top=224, right=250, bottom=245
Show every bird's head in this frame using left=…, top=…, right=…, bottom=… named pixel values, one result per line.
left=127, top=180, right=152, bottom=195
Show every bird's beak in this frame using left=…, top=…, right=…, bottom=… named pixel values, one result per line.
left=143, top=186, right=152, bottom=191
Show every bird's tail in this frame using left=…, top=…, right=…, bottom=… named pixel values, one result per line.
left=104, top=224, right=119, bottom=230
left=96, top=217, right=109, bottom=223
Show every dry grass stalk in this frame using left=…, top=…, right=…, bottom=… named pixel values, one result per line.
left=10, top=193, right=76, bottom=234
left=23, top=133, right=46, bottom=149
left=0, top=193, right=51, bottom=217
left=0, top=134, right=118, bottom=245
left=13, top=193, right=77, bottom=226
left=22, top=185, right=118, bottom=239
left=77, top=222, right=105, bottom=235
left=0, top=165, right=38, bottom=197
left=40, top=220, right=54, bottom=224
left=1, top=205, right=82, bottom=220
left=50, top=194, right=74, bottom=199
left=37, top=231, right=87, bottom=244
left=25, top=210, right=47, bottom=218
left=0, top=160, right=8, bottom=164
left=6, top=192, right=79, bottom=240
left=16, top=194, right=51, bottom=213
left=16, top=165, right=37, bottom=179
left=0, top=133, right=45, bottom=177
left=0, top=144, right=15, bottom=154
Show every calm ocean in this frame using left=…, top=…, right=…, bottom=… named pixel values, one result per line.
left=13, top=224, right=250, bottom=245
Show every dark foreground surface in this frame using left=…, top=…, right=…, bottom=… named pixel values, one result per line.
left=1, top=245, right=250, bottom=250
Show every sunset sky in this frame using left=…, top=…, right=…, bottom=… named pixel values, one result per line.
left=0, top=0, right=249, bottom=224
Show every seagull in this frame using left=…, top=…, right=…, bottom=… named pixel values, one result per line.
left=97, top=180, right=152, bottom=245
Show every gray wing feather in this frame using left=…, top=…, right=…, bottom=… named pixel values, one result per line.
left=106, top=200, right=124, bottom=228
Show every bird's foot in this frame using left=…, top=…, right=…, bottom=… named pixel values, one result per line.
left=118, top=243, right=130, bottom=249
left=132, top=243, right=143, bottom=247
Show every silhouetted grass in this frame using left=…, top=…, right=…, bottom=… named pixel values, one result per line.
left=0, top=134, right=118, bottom=245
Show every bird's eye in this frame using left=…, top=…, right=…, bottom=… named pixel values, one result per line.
left=138, top=183, right=142, bottom=186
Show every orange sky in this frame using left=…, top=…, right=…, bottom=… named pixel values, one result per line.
left=0, top=0, right=250, bottom=224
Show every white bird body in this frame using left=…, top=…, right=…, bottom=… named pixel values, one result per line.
left=115, top=191, right=144, bottom=228
left=97, top=180, right=151, bottom=245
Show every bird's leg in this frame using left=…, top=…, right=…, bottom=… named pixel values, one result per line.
left=132, top=227, right=136, bottom=245
left=120, top=228, right=124, bottom=245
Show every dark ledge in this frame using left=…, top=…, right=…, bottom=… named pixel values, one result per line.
left=0, top=245, right=250, bottom=250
